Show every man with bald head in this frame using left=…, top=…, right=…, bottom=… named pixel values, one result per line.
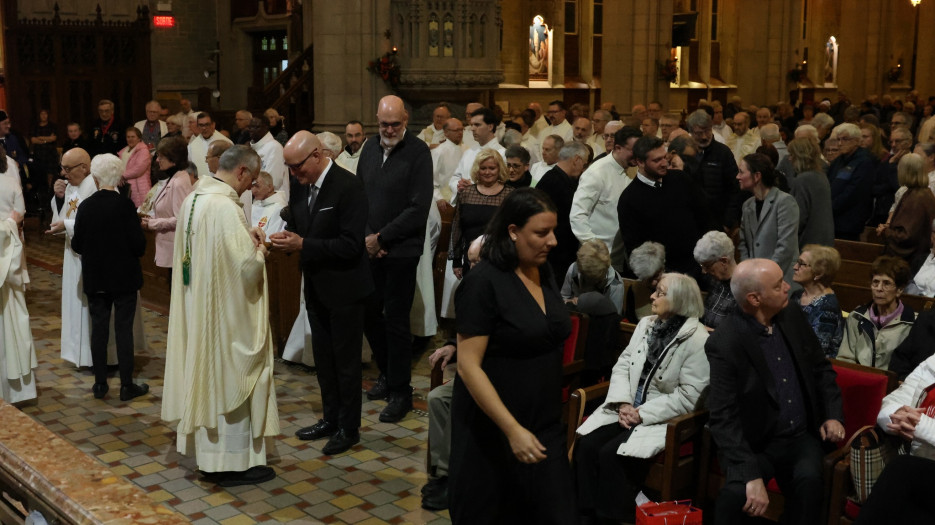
left=47, top=148, right=107, bottom=368
left=134, top=100, right=168, bottom=151
left=421, top=103, right=451, bottom=147
left=270, top=131, right=372, bottom=454
left=572, top=117, right=592, bottom=145
left=705, top=259, right=844, bottom=525
left=357, top=95, right=433, bottom=423
left=588, top=109, right=612, bottom=154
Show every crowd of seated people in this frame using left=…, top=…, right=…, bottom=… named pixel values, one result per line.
left=9, top=90, right=935, bottom=523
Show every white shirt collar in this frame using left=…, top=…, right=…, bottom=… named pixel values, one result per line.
left=636, top=171, right=659, bottom=187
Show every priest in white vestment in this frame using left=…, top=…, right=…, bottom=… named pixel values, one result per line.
left=162, top=145, right=279, bottom=487
left=48, top=148, right=121, bottom=368
left=0, top=211, right=37, bottom=403
left=248, top=116, right=289, bottom=201
left=249, top=171, right=287, bottom=236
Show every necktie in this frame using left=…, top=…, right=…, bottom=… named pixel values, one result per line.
left=307, top=184, right=318, bottom=212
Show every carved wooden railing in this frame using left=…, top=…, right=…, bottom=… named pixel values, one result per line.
left=248, top=44, right=314, bottom=132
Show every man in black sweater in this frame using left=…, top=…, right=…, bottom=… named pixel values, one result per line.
left=357, top=95, right=433, bottom=423
left=686, top=109, right=743, bottom=231
left=617, top=135, right=714, bottom=278
left=536, top=141, right=588, bottom=278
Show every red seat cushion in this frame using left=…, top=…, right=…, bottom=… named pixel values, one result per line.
left=563, top=315, right=580, bottom=365
left=833, top=364, right=890, bottom=446
left=844, top=498, right=862, bottom=520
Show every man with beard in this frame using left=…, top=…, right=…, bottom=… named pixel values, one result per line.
left=336, top=120, right=366, bottom=174
left=356, top=96, right=432, bottom=423
left=686, top=109, right=742, bottom=231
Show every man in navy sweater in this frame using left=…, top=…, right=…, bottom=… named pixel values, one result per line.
left=357, top=96, right=433, bottom=423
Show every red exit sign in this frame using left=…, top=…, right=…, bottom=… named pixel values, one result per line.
left=153, top=15, right=175, bottom=28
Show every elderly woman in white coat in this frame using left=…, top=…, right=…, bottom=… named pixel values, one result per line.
left=738, top=152, right=800, bottom=287
left=574, top=272, right=710, bottom=523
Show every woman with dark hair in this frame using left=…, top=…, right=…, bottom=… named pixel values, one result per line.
left=142, top=136, right=192, bottom=271
left=838, top=256, right=915, bottom=370
left=448, top=187, right=575, bottom=524
left=737, top=152, right=800, bottom=285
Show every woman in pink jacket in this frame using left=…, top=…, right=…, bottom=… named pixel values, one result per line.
left=119, top=127, right=151, bottom=207
left=142, top=136, right=192, bottom=272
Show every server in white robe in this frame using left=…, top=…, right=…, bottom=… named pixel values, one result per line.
left=162, top=146, right=279, bottom=487
left=248, top=116, right=289, bottom=201
left=249, top=171, right=287, bottom=236
left=0, top=211, right=37, bottom=403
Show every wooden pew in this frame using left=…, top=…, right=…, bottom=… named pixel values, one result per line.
left=833, top=282, right=934, bottom=313
left=833, top=239, right=884, bottom=262
left=835, top=259, right=872, bottom=287
left=138, top=231, right=302, bottom=353
left=0, top=401, right=189, bottom=524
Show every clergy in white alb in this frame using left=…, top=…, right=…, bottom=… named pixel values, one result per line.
left=162, top=146, right=278, bottom=485
left=431, top=118, right=467, bottom=205
left=248, top=116, right=289, bottom=200
left=48, top=148, right=118, bottom=367
left=250, top=171, right=287, bottom=237
left=570, top=126, right=641, bottom=271
left=188, top=112, right=233, bottom=178
left=0, top=212, right=37, bottom=404
left=337, top=121, right=366, bottom=175
left=530, top=134, right=564, bottom=187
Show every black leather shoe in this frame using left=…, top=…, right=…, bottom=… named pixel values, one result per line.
left=215, top=465, right=276, bottom=487
left=321, top=428, right=360, bottom=455
left=379, top=391, right=413, bottom=423
left=366, top=374, right=388, bottom=400
left=120, top=383, right=149, bottom=401
left=421, top=476, right=448, bottom=510
left=295, top=420, right=337, bottom=441
left=92, top=383, right=109, bottom=399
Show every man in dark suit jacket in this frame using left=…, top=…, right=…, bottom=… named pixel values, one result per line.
left=270, top=131, right=374, bottom=455
left=356, top=95, right=433, bottom=423
left=70, top=153, right=148, bottom=402
left=536, top=141, right=587, bottom=278
left=705, top=259, right=844, bottom=525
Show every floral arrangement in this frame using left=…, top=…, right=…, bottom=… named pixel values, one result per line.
left=659, top=58, right=678, bottom=83
left=368, top=48, right=400, bottom=88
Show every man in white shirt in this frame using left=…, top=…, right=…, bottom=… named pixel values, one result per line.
left=527, top=102, right=549, bottom=140
left=543, top=100, right=573, bottom=142
left=420, top=103, right=451, bottom=147
left=570, top=126, right=642, bottom=271
left=530, top=134, right=564, bottom=186
left=248, top=116, right=289, bottom=200
left=460, top=102, right=483, bottom=150
left=336, top=120, right=366, bottom=174
left=572, top=117, right=592, bottom=146
left=250, top=170, right=287, bottom=236
left=448, top=107, right=505, bottom=200
left=588, top=109, right=612, bottom=155
left=189, top=112, right=233, bottom=178
left=726, top=111, right=759, bottom=163
left=432, top=118, right=466, bottom=212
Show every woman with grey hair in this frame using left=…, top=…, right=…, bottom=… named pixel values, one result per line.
left=624, top=241, right=666, bottom=321
left=71, top=154, right=149, bottom=401
left=561, top=239, right=624, bottom=314
left=693, top=230, right=738, bottom=330
left=574, top=272, right=709, bottom=523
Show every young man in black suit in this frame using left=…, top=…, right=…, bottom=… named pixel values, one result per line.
left=270, top=131, right=373, bottom=455
left=705, top=259, right=844, bottom=525
left=70, top=153, right=148, bottom=401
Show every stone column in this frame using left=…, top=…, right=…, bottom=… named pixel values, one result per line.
left=311, top=0, right=390, bottom=132
left=601, top=0, right=674, bottom=113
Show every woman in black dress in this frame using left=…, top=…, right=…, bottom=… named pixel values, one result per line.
left=450, top=149, right=513, bottom=279
left=449, top=187, right=575, bottom=524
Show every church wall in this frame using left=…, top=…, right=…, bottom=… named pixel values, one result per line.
left=147, top=1, right=220, bottom=108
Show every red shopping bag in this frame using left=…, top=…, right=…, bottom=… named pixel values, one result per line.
left=636, top=499, right=703, bottom=525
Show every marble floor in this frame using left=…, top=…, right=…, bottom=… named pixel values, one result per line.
left=13, top=220, right=452, bottom=525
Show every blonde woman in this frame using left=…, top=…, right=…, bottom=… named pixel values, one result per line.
left=450, top=149, right=513, bottom=279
